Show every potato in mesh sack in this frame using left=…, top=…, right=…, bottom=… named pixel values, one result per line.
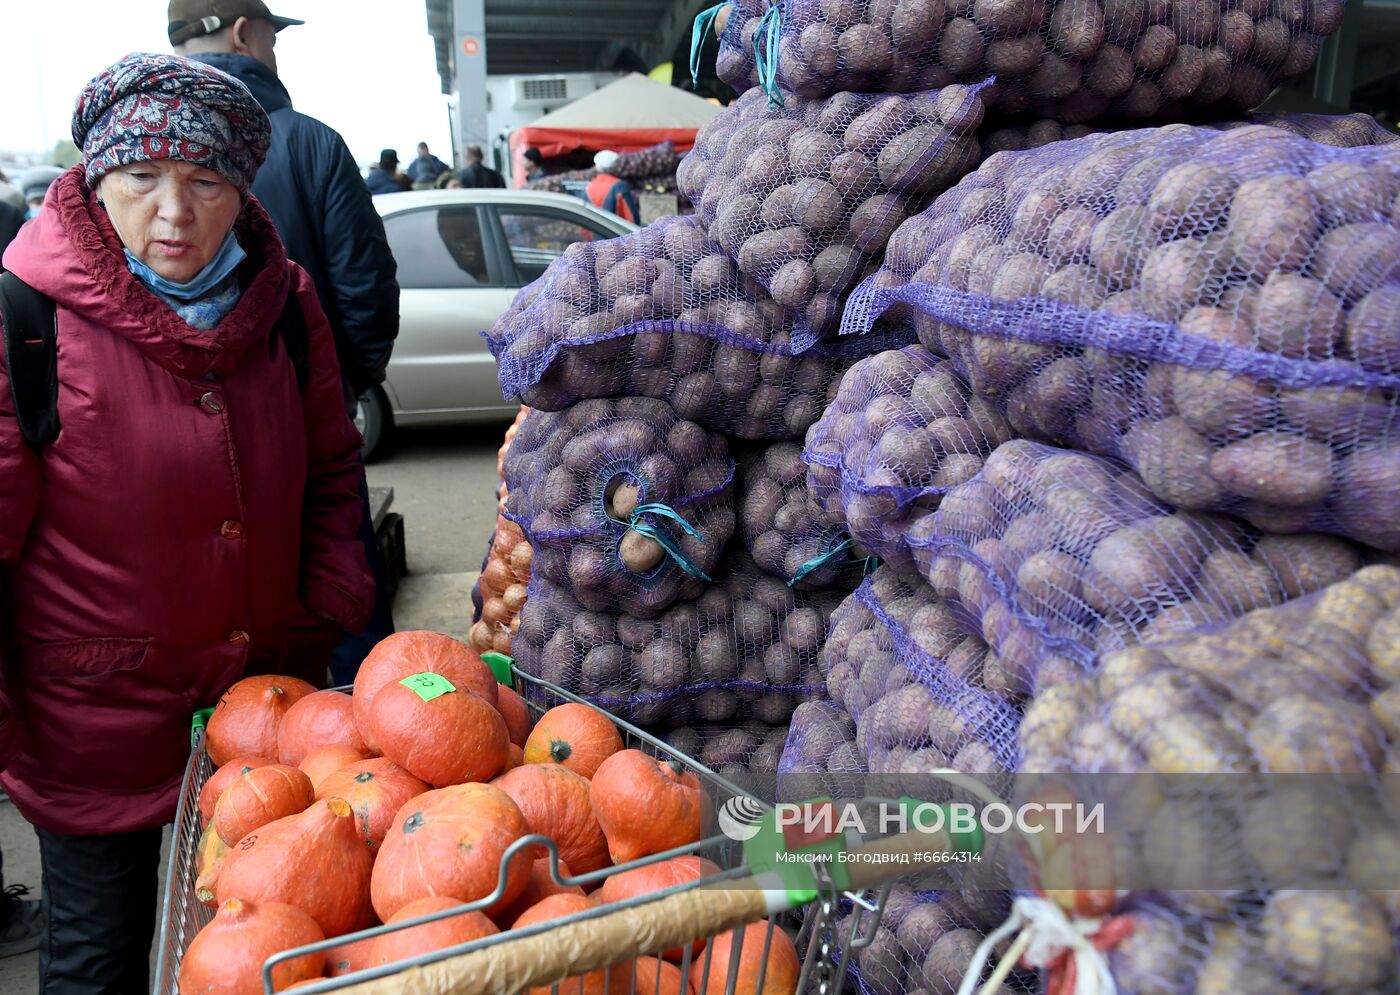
left=712, top=0, right=1341, bottom=121
left=1012, top=568, right=1400, bottom=994
left=512, top=551, right=845, bottom=729
left=805, top=343, right=1013, bottom=575
left=677, top=85, right=985, bottom=314
left=845, top=124, right=1400, bottom=549
left=503, top=398, right=736, bottom=617
left=906, top=439, right=1368, bottom=700
left=486, top=213, right=913, bottom=441
left=817, top=565, right=1018, bottom=777
left=736, top=440, right=869, bottom=589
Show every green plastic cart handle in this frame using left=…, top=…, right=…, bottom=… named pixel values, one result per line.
left=190, top=706, right=215, bottom=747
left=480, top=652, right=515, bottom=687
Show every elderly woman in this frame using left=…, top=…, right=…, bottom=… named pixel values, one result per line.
left=0, top=53, right=371, bottom=991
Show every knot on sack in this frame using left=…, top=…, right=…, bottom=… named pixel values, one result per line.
left=956, top=895, right=1133, bottom=995
left=626, top=502, right=711, bottom=581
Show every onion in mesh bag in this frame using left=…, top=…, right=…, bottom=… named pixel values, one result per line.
left=845, top=124, right=1400, bottom=549
left=486, top=213, right=913, bottom=441
left=512, top=551, right=846, bottom=729
left=504, top=399, right=735, bottom=618
left=805, top=343, right=1013, bottom=575
left=712, top=0, right=1341, bottom=121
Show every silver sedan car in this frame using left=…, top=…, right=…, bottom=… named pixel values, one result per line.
left=361, top=189, right=639, bottom=459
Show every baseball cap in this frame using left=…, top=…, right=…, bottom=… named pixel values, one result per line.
left=168, top=0, right=305, bottom=46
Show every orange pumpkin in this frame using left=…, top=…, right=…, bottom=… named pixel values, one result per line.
left=690, top=922, right=800, bottom=995
left=496, top=685, right=534, bottom=748
left=214, top=764, right=315, bottom=847
left=283, top=981, right=330, bottom=990
left=503, top=743, right=525, bottom=771
left=217, top=798, right=374, bottom=939
left=371, top=783, right=541, bottom=923
left=354, top=631, right=499, bottom=749
left=206, top=675, right=317, bottom=767
left=491, top=857, right=583, bottom=928
left=598, top=857, right=720, bottom=962
left=315, top=759, right=429, bottom=851
left=199, top=756, right=274, bottom=824
left=369, top=895, right=499, bottom=967
left=194, top=823, right=229, bottom=908
left=513, top=894, right=610, bottom=995
left=613, top=956, right=694, bottom=995
left=523, top=704, right=623, bottom=779
left=299, top=744, right=373, bottom=792
left=323, top=935, right=376, bottom=977
left=367, top=677, right=509, bottom=787
left=492, top=764, right=610, bottom=875
left=177, top=898, right=324, bottom=995
left=589, top=751, right=706, bottom=864
left=276, top=690, right=368, bottom=766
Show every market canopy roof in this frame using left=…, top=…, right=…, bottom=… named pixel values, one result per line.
left=426, top=0, right=704, bottom=82
left=510, top=72, right=721, bottom=158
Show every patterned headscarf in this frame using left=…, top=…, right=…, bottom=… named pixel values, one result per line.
left=72, top=52, right=270, bottom=195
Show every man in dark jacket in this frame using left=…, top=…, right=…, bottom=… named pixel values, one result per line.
left=455, top=144, right=505, bottom=189
left=171, top=0, right=399, bottom=681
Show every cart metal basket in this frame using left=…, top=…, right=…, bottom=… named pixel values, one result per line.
left=152, top=670, right=918, bottom=995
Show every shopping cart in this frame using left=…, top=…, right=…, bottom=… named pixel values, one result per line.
left=154, top=670, right=978, bottom=995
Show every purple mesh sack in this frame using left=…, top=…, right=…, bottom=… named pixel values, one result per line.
left=819, top=566, right=1020, bottom=774
left=512, top=551, right=844, bottom=729
left=677, top=85, right=985, bottom=322
left=486, top=213, right=914, bottom=441
left=611, top=139, right=682, bottom=180
left=502, top=398, right=736, bottom=617
left=804, top=344, right=1014, bottom=574
left=660, top=721, right=792, bottom=795
left=844, top=124, right=1400, bottom=549
left=908, top=439, right=1369, bottom=699
left=712, top=0, right=1343, bottom=121
left=737, top=441, right=869, bottom=589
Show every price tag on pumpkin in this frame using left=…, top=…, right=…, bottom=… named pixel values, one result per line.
left=400, top=672, right=456, bottom=702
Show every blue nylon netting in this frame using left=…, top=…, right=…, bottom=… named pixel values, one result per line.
left=805, top=343, right=1014, bottom=575
left=511, top=550, right=848, bottom=729
left=843, top=123, right=1400, bottom=549
left=736, top=440, right=869, bottom=589
left=485, top=213, right=915, bottom=441
left=907, top=438, right=1369, bottom=695
left=502, top=398, right=736, bottom=617
left=677, top=84, right=986, bottom=315
left=712, top=0, right=1342, bottom=122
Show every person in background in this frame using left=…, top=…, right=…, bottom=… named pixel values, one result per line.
left=0, top=172, right=24, bottom=212
left=455, top=144, right=505, bottom=189
left=523, top=146, right=547, bottom=182
left=17, top=167, right=64, bottom=220
left=0, top=53, right=372, bottom=992
left=170, top=0, right=400, bottom=682
left=366, top=148, right=407, bottom=194
left=0, top=202, right=23, bottom=267
left=407, top=142, right=450, bottom=188
left=586, top=150, right=638, bottom=223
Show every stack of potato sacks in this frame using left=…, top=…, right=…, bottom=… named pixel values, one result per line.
left=486, top=17, right=1008, bottom=782
left=527, top=139, right=697, bottom=213
left=696, top=2, right=1396, bottom=993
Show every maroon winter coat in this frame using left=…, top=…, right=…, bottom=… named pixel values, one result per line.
left=0, top=169, right=374, bottom=835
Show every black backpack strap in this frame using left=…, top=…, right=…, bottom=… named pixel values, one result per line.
left=275, top=283, right=310, bottom=391
left=0, top=271, right=59, bottom=450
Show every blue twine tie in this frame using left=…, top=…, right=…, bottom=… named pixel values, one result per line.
left=787, top=537, right=855, bottom=587
left=628, top=502, right=712, bottom=581
left=690, top=3, right=728, bottom=90
left=753, top=5, right=785, bottom=109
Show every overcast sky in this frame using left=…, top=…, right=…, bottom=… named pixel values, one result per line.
left=0, top=0, right=454, bottom=167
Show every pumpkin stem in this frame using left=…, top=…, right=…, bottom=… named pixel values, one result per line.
left=549, top=739, right=574, bottom=764
left=666, top=759, right=687, bottom=778
left=354, top=771, right=376, bottom=783
left=218, top=897, right=250, bottom=920
left=402, top=812, right=424, bottom=834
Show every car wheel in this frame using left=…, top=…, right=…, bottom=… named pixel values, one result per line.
left=356, top=387, right=394, bottom=462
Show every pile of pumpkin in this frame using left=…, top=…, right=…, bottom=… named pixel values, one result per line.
left=470, top=407, right=533, bottom=657
left=180, top=630, right=801, bottom=994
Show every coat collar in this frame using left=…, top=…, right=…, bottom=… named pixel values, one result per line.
left=3, top=167, right=290, bottom=382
